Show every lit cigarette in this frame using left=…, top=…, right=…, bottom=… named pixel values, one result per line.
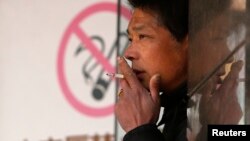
left=106, top=73, right=124, bottom=79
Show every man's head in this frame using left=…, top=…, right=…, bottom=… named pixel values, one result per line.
left=189, top=0, right=233, bottom=91
left=189, top=0, right=231, bottom=35
left=125, top=0, right=188, bottom=93
left=128, top=0, right=188, bottom=42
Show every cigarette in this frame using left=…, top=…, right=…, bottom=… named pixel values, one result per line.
left=106, top=73, right=124, bottom=79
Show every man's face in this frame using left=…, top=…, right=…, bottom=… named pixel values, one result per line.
left=189, top=13, right=233, bottom=93
left=124, top=8, right=187, bottom=93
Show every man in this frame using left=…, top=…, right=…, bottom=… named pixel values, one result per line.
left=115, top=0, right=188, bottom=140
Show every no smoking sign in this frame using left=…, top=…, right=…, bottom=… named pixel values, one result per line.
left=57, top=2, right=131, bottom=117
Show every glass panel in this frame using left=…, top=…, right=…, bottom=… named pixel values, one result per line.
left=188, top=0, right=249, bottom=140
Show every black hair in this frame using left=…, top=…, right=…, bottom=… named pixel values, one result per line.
left=128, top=0, right=188, bottom=42
left=189, top=0, right=231, bottom=35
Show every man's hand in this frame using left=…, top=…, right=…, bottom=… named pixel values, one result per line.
left=115, top=57, right=161, bottom=132
left=199, top=60, right=244, bottom=125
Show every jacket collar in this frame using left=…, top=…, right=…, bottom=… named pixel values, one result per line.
left=160, top=83, right=188, bottom=109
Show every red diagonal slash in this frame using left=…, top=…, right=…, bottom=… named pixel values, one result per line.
left=74, top=26, right=115, bottom=73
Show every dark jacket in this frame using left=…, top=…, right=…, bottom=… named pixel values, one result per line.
left=123, top=84, right=188, bottom=141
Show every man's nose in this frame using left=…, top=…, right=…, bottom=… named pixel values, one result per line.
left=124, top=45, right=138, bottom=61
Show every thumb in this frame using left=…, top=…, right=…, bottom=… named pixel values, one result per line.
left=149, top=74, right=161, bottom=103
left=224, top=60, right=243, bottom=82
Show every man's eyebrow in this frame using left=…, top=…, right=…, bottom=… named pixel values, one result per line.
left=132, top=24, right=145, bottom=31
left=127, top=24, right=148, bottom=35
left=133, top=24, right=145, bottom=31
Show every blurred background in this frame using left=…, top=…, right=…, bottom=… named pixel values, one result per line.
left=0, top=0, right=130, bottom=140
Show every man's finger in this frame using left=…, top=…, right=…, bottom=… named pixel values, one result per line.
left=219, top=60, right=243, bottom=98
left=225, top=60, right=243, bottom=82
left=117, top=56, right=140, bottom=87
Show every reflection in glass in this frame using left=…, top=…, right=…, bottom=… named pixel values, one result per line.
left=188, top=0, right=249, bottom=140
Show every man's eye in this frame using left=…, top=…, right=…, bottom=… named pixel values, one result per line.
left=139, top=34, right=146, bottom=40
left=128, top=37, right=132, bottom=42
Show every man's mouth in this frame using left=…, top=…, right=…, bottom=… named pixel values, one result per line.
left=132, top=69, right=145, bottom=80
